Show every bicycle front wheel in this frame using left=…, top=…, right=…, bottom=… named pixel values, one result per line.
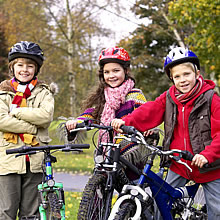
left=77, top=173, right=113, bottom=220
left=114, top=200, right=137, bottom=220
left=46, top=192, right=62, bottom=220
left=113, top=199, right=153, bottom=220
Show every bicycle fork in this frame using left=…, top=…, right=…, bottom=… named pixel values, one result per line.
left=38, top=182, right=65, bottom=220
left=38, top=155, right=65, bottom=219
left=108, top=185, right=150, bottom=220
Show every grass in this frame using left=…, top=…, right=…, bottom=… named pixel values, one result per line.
left=64, top=192, right=82, bottom=219
left=49, top=120, right=98, bottom=174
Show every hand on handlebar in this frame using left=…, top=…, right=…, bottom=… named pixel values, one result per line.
left=111, top=119, right=125, bottom=133
left=66, top=119, right=78, bottom=131
left=143, top=130, right=154, bottom=136
left=191, top=154, right=208, bottom=168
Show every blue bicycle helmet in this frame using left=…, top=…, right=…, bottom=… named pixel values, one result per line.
left=164, top=47, right=200, bottom=78
left=8, top=41, right=44, bottom=73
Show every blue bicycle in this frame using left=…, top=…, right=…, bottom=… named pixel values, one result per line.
left=108, top=126, right=207, bottom=220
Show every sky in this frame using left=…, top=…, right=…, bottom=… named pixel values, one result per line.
left=64, top=0, right=150, bottom=53
left=99, top=0, right=140, bottom=46
left=97, top=0, right=147, bottom=47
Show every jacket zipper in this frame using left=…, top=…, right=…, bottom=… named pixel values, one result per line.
left=182, top=106, right=192, bottom=179
left=182, top=106, right=186, bottom=148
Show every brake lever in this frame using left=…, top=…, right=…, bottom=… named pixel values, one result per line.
left=114, top=135, right=140, bottom=144
left=177, top=160, right=192, bottom=172
left=15, top=151, right=36, bottom=158
left=170, top=155, right=192, bottom=172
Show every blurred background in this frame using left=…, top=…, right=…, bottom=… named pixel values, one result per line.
left=0, top=0, right=219, bottom=119
left=1, top=1, right=218, bottom=218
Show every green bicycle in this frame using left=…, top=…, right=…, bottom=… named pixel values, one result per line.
left=6, top=143, right=89, bottom=220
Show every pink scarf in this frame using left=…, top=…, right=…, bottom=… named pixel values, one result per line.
left=99, top=79, right=135, bottom=143
left=175, top=75, right=204, bottom=103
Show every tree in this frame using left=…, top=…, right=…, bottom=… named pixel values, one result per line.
left=1, top=0, right=120, bottom=118
left=0, top=1, right=11, bottom=81
left=119, top=0, right=181, bottom=100
left=40, top=0, right=115, bottom=118
left=168, top=0, right=220, bottom=87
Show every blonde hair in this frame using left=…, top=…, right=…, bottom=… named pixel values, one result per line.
left=170, top=62, right=198, bottom=78
left=8, top=58, right=38, bottom=77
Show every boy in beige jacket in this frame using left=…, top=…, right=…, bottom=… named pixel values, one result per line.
left=0, top=41, right=55, bottom=219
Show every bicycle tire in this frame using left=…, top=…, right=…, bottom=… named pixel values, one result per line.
left=77, top=174, right=113, bottom=220
left=114, top=200, right=138, bottom=220
left=113, top=198, right=154, bottom=220
left=47, top=192, right=61, bottom=220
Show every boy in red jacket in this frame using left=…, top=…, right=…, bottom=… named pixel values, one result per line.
left=111, top=47, right=220, bottom=219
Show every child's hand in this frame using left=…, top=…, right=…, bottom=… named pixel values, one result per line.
left=66, top=119, right=78, bottom=131
left=191, top=154, right=208, bottom=168
left=111, top=119, right=125, bottom=133
left=143, top=130, right=154, bottom=136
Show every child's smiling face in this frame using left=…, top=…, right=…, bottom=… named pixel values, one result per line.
left=103, top=63, right=126, bottom=87
left=170, top=63, right=200, bottom=94
left=13, top=58, right=36, bottom=82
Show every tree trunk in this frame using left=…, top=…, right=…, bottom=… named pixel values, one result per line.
left=66, top=0, right=76, bottom=117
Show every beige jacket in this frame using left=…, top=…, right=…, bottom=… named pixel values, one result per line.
left=0, top=80, right=55, bottom=175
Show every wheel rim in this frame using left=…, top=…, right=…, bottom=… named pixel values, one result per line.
left=87, top=186, right=106, bottom=220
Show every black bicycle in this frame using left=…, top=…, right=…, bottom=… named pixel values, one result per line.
left=6, top=143, right=89, bottom=220
left=68, top=120, right=158, bottom=220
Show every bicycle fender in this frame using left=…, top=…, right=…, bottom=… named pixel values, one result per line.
left=108, top=195, right=141, bottom=220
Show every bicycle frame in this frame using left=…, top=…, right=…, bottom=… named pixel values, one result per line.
left=38, top=150, right=65, bottom=220
left=108, top=129, right=206, bottom=220
left=142, top=164, right=200, bottom=219
left=110, top=160, right=201, bottom=220
left=76, top=122, right=139, bottom=220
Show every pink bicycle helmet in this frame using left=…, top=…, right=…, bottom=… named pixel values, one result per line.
left=98, top=46, right=130, bottom=66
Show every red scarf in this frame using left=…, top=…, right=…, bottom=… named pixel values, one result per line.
left=175, top=75, right=204, bottom=103
left=4, top=78, right=39, bottom=153
left=10, top=77, right=38, bottom=110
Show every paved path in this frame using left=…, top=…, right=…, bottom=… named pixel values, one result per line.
left=54, top=172, right=90, bottom=192
left=54, top=172, right=205, bottom=205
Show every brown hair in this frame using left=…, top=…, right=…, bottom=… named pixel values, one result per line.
left=81, top=63, right=135, bottom=122
left=8, top=58, right=38, bottom=77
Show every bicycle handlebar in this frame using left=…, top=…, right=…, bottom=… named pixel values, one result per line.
left=75, top=121, right=113, bottom=131
left=70, top=121, right=208, bottom=169
left=72, top=121, right=137, bottom=134
left=6, top=144, right=90, bottom=155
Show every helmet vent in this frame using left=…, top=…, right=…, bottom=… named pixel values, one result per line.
left=113, top=49, right=119, bottom=54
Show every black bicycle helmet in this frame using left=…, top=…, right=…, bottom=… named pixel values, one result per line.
left=8, top=41, right=44, bottom=73
left=164, top=47, right=200, bottom=78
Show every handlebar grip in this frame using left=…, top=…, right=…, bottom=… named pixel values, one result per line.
left=67, top=122, right=86, bottom=141
left=6, top=146, right=26, bottom=154
left=182, top=151, right=194, bottom=161
left=120, top=125, right=137, bottom=135
left=69, top=144, right=90, bottom=149
left=203, top=163, right=209, bottom=168
left=182, top=151, right=210, bottom=168
left=75, top=122, right=86, bottom=129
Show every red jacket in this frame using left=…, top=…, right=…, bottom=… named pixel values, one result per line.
left=123, top=79, right=220, bottom=183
